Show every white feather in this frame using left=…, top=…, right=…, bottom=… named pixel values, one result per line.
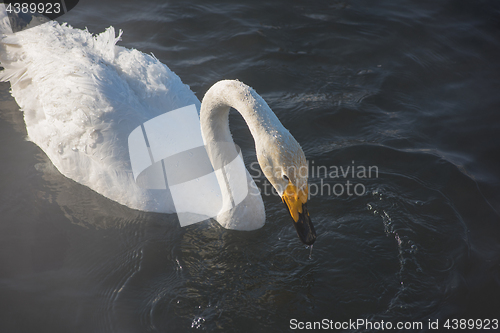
left=0, top=22, right=308, bottom=232
left=1, top=22, right=199, bottom=213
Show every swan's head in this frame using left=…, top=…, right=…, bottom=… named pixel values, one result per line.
left=256, top=132, right=316, bottom=245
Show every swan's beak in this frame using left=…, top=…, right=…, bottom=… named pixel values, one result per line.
left=282, top=184, right=316, bottom=245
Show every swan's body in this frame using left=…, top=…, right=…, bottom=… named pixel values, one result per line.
left=0, top=22, right=316, bottom=244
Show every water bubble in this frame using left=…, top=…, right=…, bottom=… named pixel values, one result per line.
left=88, top=129, right=99, bottom=148
left=191, top=316, right=205, bottom=329
left=175, top=258, right=183, bottom=270
left=57, top=142, right=64, bottom=154
left=89, top=129, right=99, bottom=140
left=78, top=109, right=90, bottom=125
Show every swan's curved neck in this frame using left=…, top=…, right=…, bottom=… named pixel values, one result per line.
left=198, top=80, right=312, bottom=237
left=199, top=80, right=285, bottom=229
left=199, top=80, right=286, bottom=153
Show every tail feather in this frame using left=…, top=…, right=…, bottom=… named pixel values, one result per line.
left=92, top=26, right=123, bottom=63
left=0, top=60, right=28, bottom=84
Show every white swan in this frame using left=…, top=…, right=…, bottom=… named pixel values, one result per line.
left=0, top=21, right=316, bottom=244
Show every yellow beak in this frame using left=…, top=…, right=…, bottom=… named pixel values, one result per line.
left=282, top=183, right=316, bottom=245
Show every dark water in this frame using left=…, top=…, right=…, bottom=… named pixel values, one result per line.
left=1, top=0, right=500, bottom=332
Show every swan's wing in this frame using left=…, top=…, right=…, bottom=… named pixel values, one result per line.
left=0, top=21, right=200, bottom=212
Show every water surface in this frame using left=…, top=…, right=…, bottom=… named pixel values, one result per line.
left=1, top=0, right=500, bottom=332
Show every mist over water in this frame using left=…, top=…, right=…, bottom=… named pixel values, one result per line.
left=1, top=0, right=500, bottom=332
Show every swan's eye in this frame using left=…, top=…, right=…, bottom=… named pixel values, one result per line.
left=282, top=175, right=290, bottom=182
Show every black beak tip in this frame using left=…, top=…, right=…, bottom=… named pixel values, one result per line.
left=292, top=204, right=316, bottom=245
